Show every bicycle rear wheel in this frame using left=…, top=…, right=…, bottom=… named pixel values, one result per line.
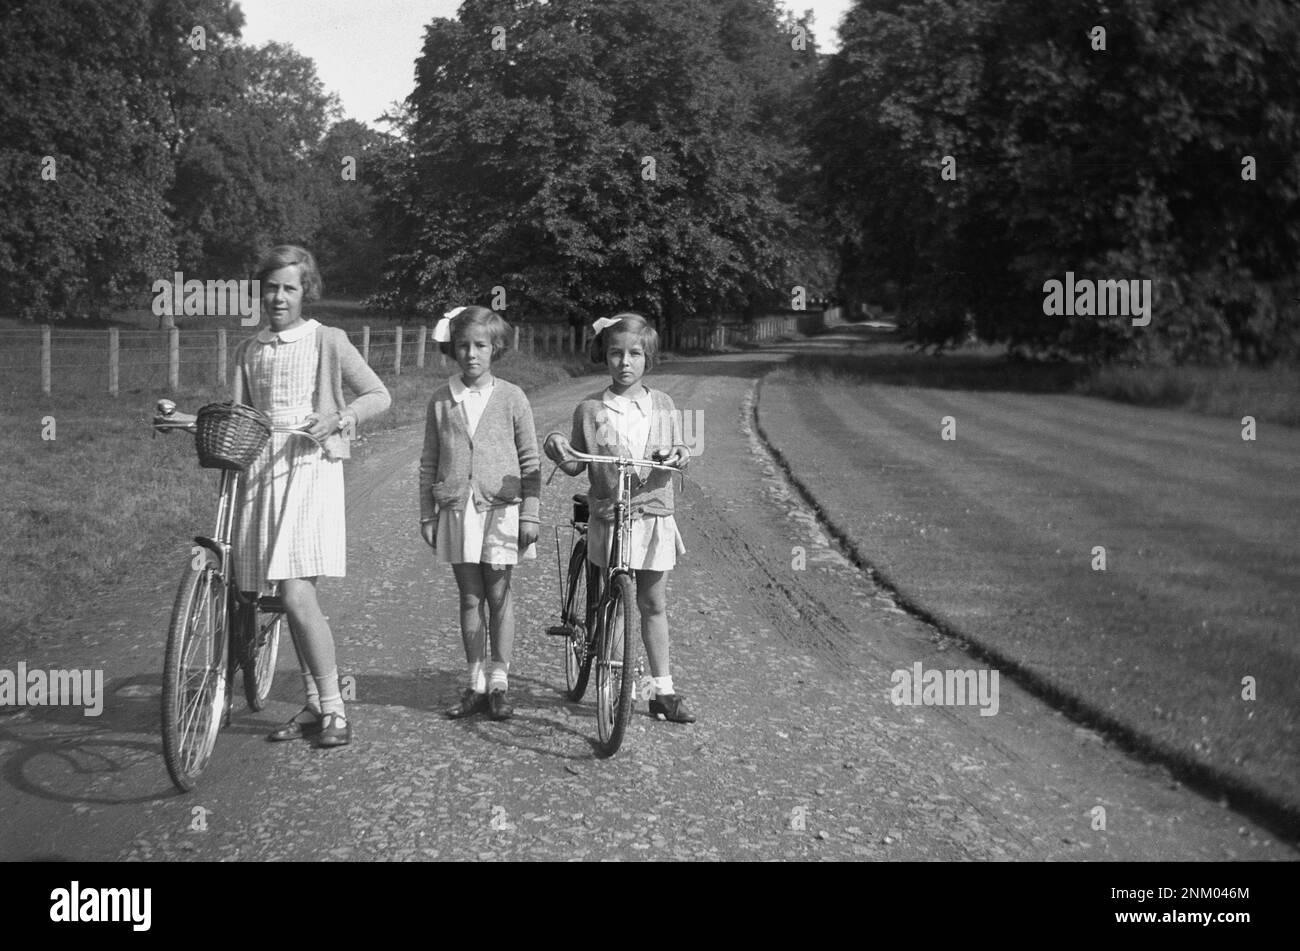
left=564, top=538, right=595, bottom=701
left=161, top=562, right=229, bottom=792
left=242, top=600, right=282, bottom=711
left=595, top=573, right=637, bottom=757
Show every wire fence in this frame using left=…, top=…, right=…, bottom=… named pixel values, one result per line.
left=0, top=311, right=829, bottom=398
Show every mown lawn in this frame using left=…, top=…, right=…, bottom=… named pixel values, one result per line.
left=761, top=335, right=1300, bottom=826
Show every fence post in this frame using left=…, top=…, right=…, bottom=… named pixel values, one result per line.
left=361, top=325, right=370, bottom=363
left=108, top=327, right=119, bottom=397
left=216, top=328, right=227, bottom=387
left=41, top=326, right=50, bottom=394
left=513, top=325, right=520, bottom=352
left=169, top=327, right=180, bottom=390
left=394, top=325, right=403, bottom=376
left=416, top=325, right=426, bottom=369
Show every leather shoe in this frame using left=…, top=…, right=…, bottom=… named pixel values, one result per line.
left=315, top=711, right=351, bottom=748
left=267, top=707, right=322, bottom=742
left=488, top=688, right=513, bottom=721
left=446, top=688, right=489, bottom=719
left=648, top=693, right=696, bottom=723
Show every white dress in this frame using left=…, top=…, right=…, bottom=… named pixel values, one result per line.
left=435, top=375, right=537, bottom=567
left=232, top=320, right=346, bottom=591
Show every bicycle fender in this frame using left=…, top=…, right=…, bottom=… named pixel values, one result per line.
left=191, top=536, right=228, bottom=574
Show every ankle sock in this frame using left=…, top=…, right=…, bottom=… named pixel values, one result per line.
left=468, top=660, right=486, bottom=693
left=300, top=668, right=321, bottom=713
left=653, top=675, right=675, bottom=696
left=316, top=670, right=345, bottom=718
left=489, top=661, right=509, bottom=692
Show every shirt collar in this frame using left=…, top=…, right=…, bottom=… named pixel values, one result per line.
left=602, top=386, right=652, bottom=414
left=449, top=373, right=494, bottom=403
left=256, top=318, right=319, bottom=344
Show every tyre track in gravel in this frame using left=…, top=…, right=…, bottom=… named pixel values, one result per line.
left=1, top=336, right=1292, bottom=860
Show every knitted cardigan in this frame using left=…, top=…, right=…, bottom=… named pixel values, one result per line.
left=418, top=378, right=541, bottom=524
left=563, top=387, right=686, bottom=520
left=232, top=324, right=390, bottom=460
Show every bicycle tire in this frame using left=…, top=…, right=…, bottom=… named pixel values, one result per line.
left=242, top=601, right=282, bottom=711
left=564, top=539, right=595, bottom=700
left=161, top=562, right=229, bottom=792
left=595, top=572, right=637, bottom=757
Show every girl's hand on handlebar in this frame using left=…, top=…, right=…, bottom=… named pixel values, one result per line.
left=654, top=447, right=690, bottom=469
left=543, top=433, right=573, bottom=463
left=302, top=412, right=341, bottom=441
left=544, top=434, right=585, bottom=475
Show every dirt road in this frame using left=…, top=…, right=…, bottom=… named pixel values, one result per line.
left=0, top=332, right=1292, bottom=860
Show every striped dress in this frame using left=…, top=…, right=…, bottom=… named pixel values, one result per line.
left=232, top=320, right=346, bottom=592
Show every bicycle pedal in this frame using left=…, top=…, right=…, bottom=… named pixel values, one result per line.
left=545, top=624, right=573, bottom=637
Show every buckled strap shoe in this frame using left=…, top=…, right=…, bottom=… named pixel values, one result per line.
left=315, top=712, right=351, bottom=748
left=488, top=688, right=514, bottom=721
left=648, top=693, right=696, bottom=723
left=267, top=707, right=323, bottom=742
left=446, top=688, right=489, bottom=720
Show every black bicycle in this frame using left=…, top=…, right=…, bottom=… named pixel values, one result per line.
left=547, top=450, right=682, bottom=757
left=151, top=399, right=320, bottom=791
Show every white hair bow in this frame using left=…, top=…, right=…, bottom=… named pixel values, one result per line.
left=591, top=316, right=621, bottom=337
left=433, top=306, right=467, bottom=342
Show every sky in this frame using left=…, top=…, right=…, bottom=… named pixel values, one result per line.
left=235, top=0, right=855, bottom=128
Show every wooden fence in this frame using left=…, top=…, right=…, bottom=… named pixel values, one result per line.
left=0, top=311, right=826, bottom=396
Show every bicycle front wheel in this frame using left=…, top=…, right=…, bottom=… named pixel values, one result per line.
left=595, top=573, right=637, bottom=757
left=564, top=538, right=595, bottom=701
left=242, top=601, right=282, bottom=711
left=161, top=562, right=229, bottom=792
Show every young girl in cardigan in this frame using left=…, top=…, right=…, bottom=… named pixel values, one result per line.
left=419, top=306, right=541, bottom=721
left=234, top=245, right=391, bottom=749
left=543, top=312, right=695, bottom=723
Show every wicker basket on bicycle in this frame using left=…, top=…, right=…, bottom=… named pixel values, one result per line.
left=194, top=401, right=272, bottom=470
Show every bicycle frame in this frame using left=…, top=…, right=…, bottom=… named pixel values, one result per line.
left=151, top=401, right=309, bottom=787
left=551, top=449, right=686, bottom=697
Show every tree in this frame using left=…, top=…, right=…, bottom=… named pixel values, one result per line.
left=816, top=0, right=1300, bottom=364
left=311, top=119, right=392, bottom=293
left=168, top=40, right=339, bottom=278
left=378, top=0, right=831, bottom=328
left=0, top=0, right=242, bottom=321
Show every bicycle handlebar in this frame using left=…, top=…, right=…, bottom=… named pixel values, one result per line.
left=560, top=448, right=685, bottom=472
left=149, top=400, right=326, bottom=448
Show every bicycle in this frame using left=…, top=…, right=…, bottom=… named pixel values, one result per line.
left=546, top=449, right=684, bottom=757
left=150, top=398, right=323, bottom=791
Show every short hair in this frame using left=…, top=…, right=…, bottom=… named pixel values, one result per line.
left=589, top=311, right=659, bottom=366
left=253, top=245, right=323, bottom=302
left=440, top=305, right=512, bottom=359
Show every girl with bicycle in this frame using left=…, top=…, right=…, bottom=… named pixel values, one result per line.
left=234, top=245, right=390, bottom=749
left=419, top=306, right=541, bottom=721
left=543, top=312, right=696, bottom=723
